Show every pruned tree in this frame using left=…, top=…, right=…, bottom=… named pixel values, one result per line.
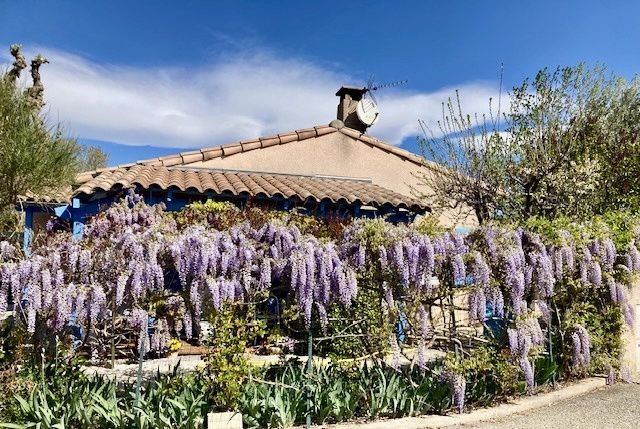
left=0, top=45, right=80, bottom=224
left=4, top=44, right=27, bottom=85
left=26, top=54, right=49, bottom=113
left=417, top=91, right=505, bottom=225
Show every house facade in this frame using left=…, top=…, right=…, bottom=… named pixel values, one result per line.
left=21, top=86, right=472, bottom=251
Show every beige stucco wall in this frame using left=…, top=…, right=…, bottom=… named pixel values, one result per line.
left=622, top=279, right=640, bottom=377
left=189, top=132, right=475, bottom=228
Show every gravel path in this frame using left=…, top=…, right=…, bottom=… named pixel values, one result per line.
left=459, top=383, right=640, bottom=429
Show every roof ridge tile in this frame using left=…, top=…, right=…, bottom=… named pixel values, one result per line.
left=78, top=123, right=424, bottom=176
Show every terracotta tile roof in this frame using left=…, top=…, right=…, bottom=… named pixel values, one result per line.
left=23, top=122, right=431, bottom=209
left=74, top=165, right=427, bottom=210
left=80, top=123, right=426, bottom=175
left=19, top=188, right=72, bottom=205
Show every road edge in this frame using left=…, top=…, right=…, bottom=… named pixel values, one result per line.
left=319, top=377, right=606, bottom=429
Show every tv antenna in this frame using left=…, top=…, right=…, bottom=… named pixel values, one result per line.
left=363, top=75, right=408, bottom=104
left=353, top=75, right=408, bottom=128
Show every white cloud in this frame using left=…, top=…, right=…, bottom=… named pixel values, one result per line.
left=376, top=85, right=506, bottom=145
left=3, top=47, right=504, bottom=148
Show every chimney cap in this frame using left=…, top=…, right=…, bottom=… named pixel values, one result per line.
left=335, top=86, right=366, bottom=97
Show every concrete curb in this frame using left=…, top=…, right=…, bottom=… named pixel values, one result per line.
left=319, top=377, right=606, bottom=429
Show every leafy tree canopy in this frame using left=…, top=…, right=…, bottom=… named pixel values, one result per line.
left=419, top=64, right=640, bottom=224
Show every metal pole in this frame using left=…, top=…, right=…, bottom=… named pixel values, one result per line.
left=306, top=329, right=313, bottom=429
left=135, top=331, right=146, bottom=407
left=111, top=295, right=116, bottom=369
left=548, top=324, right=556, bottom=387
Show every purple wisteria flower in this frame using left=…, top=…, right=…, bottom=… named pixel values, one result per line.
left=483, top=227, right=498, bottom=262
left=468, top=287, right=486, bottom=322
left=472, top=251, right=490, bottom=289
left=588, top=261, right=602, bottom=287
left=508, top=317, right=544, bottom=391
left=580, top=248, right=592, bottom=284
left=128, top=307, right=150, bottom=354
left=606, top=367, right=615, bottom=385
left=0, top=241, right=17, bottom=260
left=150, top=318, right=170, bottom=352
left=623, top=304, right=634, bottom=327
left=536, top=252, right=555, bottom=298
left=441, top=370, right=466, bottom=414
left=537, top=300, right=551, bottom=322
left=519, top=357, right=535, bottom=394
left=571, top=325, right=591, bottom=367
left=601, top=239, right=617, bottom=271
left=452, top=254, right=466, bottom=285
left=505, top=251, right=526, bottom=315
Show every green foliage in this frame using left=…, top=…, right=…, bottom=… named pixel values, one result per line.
left=2, top=361, right=209, bottom=429
left=175, top=199, right=347, bottom=239
left=317, top=277, right=392, bottom=360
left=202, top=305, right=265, bottom=411
left=520, top=211, right=640, bottom=250
left=444, top=347, right=523, bottom=406
left=562, top=301, right=623, bottom=374
left=534, top=356, right=559, bottom=387
left=240, top=360, right=449, bottom=427
left=239, top=356, right=555, bottom=427
left=175, top=200, right=241, bottom=229
left=78, top=145, right=109, bottom=171
left=419, top=63, right=640, bottom=224
left=0, top=78, right=79, bottom=208
left=0, top=351, right=566, bottom=428
left=412, top=214, right=448, bottom=236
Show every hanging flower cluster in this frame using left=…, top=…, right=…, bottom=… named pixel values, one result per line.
left=440, top=369, right=466, bottom=414
left=507, top=317, right=545, bottom=392
left=571, top=324, right=592, bottom=368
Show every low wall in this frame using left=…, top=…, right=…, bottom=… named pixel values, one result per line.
left=622, top=279, right=640, bottom=377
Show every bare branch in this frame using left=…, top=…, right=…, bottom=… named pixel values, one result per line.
left=4, top=44, right=27, bottom=84
left=27, top=54, right=49, bottom=112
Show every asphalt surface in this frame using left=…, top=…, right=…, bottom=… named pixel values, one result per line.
left=458, top=383, right=640, bottom=429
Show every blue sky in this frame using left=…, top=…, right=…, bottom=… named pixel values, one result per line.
left=1, top=1, right=639, bottom=166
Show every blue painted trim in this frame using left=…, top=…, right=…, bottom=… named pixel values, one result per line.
left=68, top=199, right=89, bottom=241
left=23, top=210, right=32, bottom=255
left=72, top=220, right=84, bottom=240
left=455, top=226, right=471, bottom=235
left=54, top=205, right=69, bottom=218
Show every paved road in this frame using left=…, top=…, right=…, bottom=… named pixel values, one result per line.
left=458, top=383, right=640, bottom=429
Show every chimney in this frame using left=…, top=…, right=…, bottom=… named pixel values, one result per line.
left=335, top=86, right=368, bottom=133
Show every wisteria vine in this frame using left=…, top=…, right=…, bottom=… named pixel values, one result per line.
left=1, top=191, right=638, bottom=403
